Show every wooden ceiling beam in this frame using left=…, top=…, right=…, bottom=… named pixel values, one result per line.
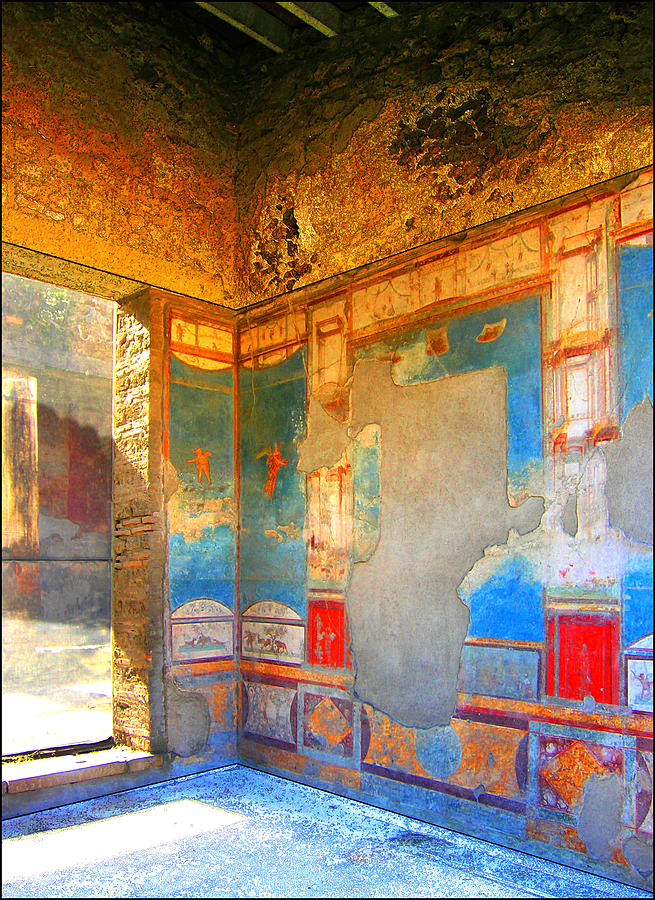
left=368, top=1, right=399, bottom=18
left=195, top=1, right=290, bottom=53
left=276, top=2, right=342, bottom=37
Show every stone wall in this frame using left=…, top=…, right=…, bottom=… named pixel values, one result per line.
left=3, top=2, right=651, bottom=310
left=112, top=291, right=166, bottom=752
left=2, top=1, right=240, bottom=306
left=235, top=1, right=653, bottom=304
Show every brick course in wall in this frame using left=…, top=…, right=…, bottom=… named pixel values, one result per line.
left=112, top=293, right=167, bottom=752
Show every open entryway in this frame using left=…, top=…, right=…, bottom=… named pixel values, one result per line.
left=2, top=272, right=114, bottom=757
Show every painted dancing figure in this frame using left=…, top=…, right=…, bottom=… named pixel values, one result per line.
left=256, top=443, right=288, bottom=498
left=187, top=446, right=212, bottom=483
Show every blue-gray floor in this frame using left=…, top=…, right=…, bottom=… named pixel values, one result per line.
left=1, top=765, right=651, bottom=898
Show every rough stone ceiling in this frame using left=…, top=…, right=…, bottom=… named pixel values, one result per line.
left=2, top=2, right=650, bottom=311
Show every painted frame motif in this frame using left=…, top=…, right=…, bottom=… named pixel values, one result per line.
left=242, top=678, right=298, bottom=749
left=171, top=598, right=234, bottom=663
left=241, top=600, right=305, bottom=666
left=303, top=692, right=354, bottom=758
left=527, top=721, right=634, bottom=831
left=457, top=642, right=541, bottom=702
left=625, top=635, right=653, bottom=714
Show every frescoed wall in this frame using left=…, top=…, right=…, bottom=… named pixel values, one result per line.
left=2, top=4, right=651, bottom=875
left=239, top=344, right=307, bottom=617
left=165, top=313, right=238, bottom=762
left=235, top=169, right=653, bottom=889
left=6, top=170, right=650, bottom=885
left=238, top=343, right=309, bottom=748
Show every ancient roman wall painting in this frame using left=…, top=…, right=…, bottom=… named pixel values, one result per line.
left=171, top=599, right=234, bottom=664
left=241, top=601, right=305, bottom=666
left=238, top=336, right=309, bottom=750
left=235, top=170, right=653, bottom=888
left=239, top=340, right=307, bottom=616
left=166, top=314, right=237, bottom=757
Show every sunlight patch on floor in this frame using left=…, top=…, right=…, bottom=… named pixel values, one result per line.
left=2, top=799, right=247, bottom=879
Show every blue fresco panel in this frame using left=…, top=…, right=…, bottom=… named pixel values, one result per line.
left=239, top=578, right=307, bottom=618
left=358, top=296, right=542, bottom=480
left=618, top=243, right=653, bottom=419
left=170, top=355, right=234, bottom=390
left=351, top=429, right=381, bottom=562
left=240, top=349, right=307, bottom=588
left=169, top=531, right=236, bottom=611
left=169, top=379, right=234, bottom=483
left=168, top=358, right=236, bottom=612
left=623, top=556, right=654, bottom=647
left=466, top=558, right=544, bottom=642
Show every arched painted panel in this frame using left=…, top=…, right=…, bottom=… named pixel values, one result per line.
left=240, top=600, right=304, bottom=666
left=171, top=597, right=234, bottom=663
left=172, top=598, right=233, bottom=620
left=242, top=600, right=302, bottom=620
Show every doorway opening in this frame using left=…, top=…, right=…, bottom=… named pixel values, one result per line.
left=2, top=272, right=114, bottom=757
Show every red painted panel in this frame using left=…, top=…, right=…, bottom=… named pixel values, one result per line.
left=308, top=599, right=346, bottom=668
left=546, top=617, right=556, bottom=697
left=558, top=614, right=619, bottom=705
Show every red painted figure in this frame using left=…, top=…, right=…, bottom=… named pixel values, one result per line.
left=187, top=446, right=212, bottom=484
left=258, top=443, right=288, bottom=498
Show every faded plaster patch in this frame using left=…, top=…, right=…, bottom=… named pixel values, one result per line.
left=562, top=491, right=578, bottom=538
left=298, top=396, right=351, bottom=474
left=166, top=677, right=210, bottom=758
left=167, top=483, right=237, bottom=540
left=341, top=358, right=543, bottom=728
left=623, top=835, right=654, bottom=877
left=351, top=428, right=381, bottom=563
left=582, top=694, right=597, bottom=714
left=414, top=726, right=462, bottom=779
left=577, top=773, right=623, bottom=860
left=507, top=495, right=546, bottom=537
left=603, top=397, right=653, bottom=546
left=460, top=447, right=651, bottom=600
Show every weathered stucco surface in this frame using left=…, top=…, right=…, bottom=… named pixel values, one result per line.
left=2, top=1, right=240, bottom=305
left=2, top=2, right=652, bottom=307
left=623, top=835, right=654, bottom=877
left=166, top=677, right=210, bottom=759
left=236, top=2, right=653, bottom=305
left=298, top=359, right=544, bottom=727
left=297, top=398, right=351, bottom=476
left=577, top=773, right=623, bottom=861
left=603, top=397, right=653, bottom=546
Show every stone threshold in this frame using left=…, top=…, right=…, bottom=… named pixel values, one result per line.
left=2, top=747, right=164, bottom=796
